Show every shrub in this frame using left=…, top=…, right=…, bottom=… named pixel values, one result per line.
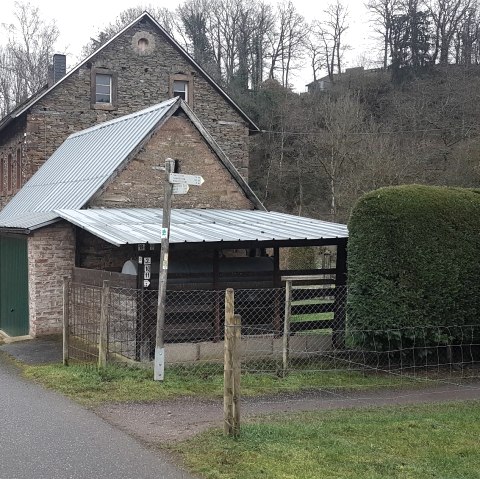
left=347, top=185, right=480, bottom=353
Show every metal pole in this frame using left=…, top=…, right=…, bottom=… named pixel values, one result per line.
left=154, top=158, right=175, bottom=381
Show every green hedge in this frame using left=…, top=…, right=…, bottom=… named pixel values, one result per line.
left=347, top=185, right=480, bottom=351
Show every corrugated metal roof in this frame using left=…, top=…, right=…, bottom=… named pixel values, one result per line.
left=54, top=208, right=348, bottom=246
left=0, top=98, right=178, bottom=222
left=0, top=211, right=59, bottom=230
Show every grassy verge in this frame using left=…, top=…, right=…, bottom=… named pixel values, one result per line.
left=170, top=401, right=480, bottom=479
left=22, top=362, right=415, bottom=406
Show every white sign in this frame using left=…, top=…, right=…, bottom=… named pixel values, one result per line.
left=144, top=264, right=151, bottom=279
left=143, top=279, right=150, bottom=288
left=172, top=183, right=190, bottom=195
left=144, top=257, right=151, bottom=264
left=169, top=173, right=205, bottom=186
left=161, top=228, right=168, bottom=239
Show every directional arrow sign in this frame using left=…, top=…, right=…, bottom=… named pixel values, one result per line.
left=172, top=183, right=190, bottom=195
left=169, top=173, right=205, bottom=186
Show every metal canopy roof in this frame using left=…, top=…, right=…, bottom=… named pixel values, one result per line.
left=54, top=208, right=348, bottom=246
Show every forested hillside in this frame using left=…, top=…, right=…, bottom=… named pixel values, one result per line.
left=245, top=66, right=480, bottom=222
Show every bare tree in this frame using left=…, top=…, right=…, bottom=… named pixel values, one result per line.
left=366, top=0, right=400, bottom=69
left=0, top=2, right=59, bottom=117
left=427, top=0, right=473, bottom=64
left=314, top=1, right=350, bottom=82
left=268, top=1, right=307, bottom=88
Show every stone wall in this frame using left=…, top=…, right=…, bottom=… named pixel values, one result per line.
left=0, top=16, right=251, bottom=202
left=27, top=222, right=75, bottom=336
left=90, top=114, right=254, bottom=210
left=0, top=117, right=27, bottom=209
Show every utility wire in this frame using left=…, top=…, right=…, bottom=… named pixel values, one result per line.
left=253, top=125, right=478, bottom=136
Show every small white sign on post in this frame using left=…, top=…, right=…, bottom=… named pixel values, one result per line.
left=161, top=227, right=168, bottom=239
left=172, top=183, right=190, bottom=195
left=169, top=173, right=205, bottom=186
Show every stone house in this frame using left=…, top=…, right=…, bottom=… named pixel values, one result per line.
left=0, top=97, right=268, bottom=337
left=0, top=12, right=349, bottom=341
left=0, top=11, right=258, bottom=210
left=0, top=97, right=348, bottom=339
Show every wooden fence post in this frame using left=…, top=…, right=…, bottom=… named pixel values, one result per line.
left=63, top=276, right=70, bottom=366
left=283, top=279, right=292, bottom=377
left=224, top=289, right=241, bottom=437
left=98, top=280, right=110, bottom=369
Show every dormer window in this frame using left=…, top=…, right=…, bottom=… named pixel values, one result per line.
left=96, top=74, right=112, bottom=103
left=91, top=68, right=117, bottom=110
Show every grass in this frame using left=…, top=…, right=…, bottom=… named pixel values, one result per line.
left=22, top=361, right=414, bottom=406
left=170, top=401, right=480, bottom=479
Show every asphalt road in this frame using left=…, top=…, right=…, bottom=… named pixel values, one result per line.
left=0, top=353, right=196, bottom=479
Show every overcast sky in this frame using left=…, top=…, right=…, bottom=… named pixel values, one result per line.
left=1, top=0, right=377, bottom=92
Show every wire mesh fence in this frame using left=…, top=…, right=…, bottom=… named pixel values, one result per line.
left=66, top=281, right=480, bottom=386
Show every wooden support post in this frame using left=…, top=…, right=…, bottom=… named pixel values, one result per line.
left=213, top=250, right=221, bottom=342
left=283, top=279, right=292, bottom=377
left=224, top=288, right=241, bottom=437
left=273, top=247, right=281, bottom=336
left=98, top=280, right=110, bottom=369
left=333, top=239, right=347, bottom=349
left=155, top=158, right=175, bottom=381
left=63, top=276, right=70, bottom=366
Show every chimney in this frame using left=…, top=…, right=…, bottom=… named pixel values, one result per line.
left=52, top=54, right=66, bottom=84
left=48, top=53, right=67, bottom=88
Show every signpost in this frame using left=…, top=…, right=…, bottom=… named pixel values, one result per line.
left=154, top=160, right=204, bottom=381
left=169, top=173, right=205, bottom=186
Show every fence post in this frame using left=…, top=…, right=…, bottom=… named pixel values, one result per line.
left=63, top=276, right=70, bottom=366
left=283, top=279, right=292, bottom=377
left=98, top=280, right=110, bottom=369
left=224, top=288, right=241, bottom=437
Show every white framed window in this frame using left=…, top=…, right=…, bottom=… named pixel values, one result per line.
left=170, top=73, right=193, bottom=105
left=95, top=73, right=112, bottom=103
left=91, top=68, right=117, bottom=110
left=173, top=80, right=188, bottom=101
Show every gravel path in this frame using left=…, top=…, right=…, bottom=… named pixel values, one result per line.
left=95, top=381, right=480, bottom=444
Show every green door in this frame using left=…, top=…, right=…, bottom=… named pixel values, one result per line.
left=0, top=237, right=29, bottom=336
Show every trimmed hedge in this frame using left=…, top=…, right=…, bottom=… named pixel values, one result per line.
left=347, top=185, right=480, bottom=351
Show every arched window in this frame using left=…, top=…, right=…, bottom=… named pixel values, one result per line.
left=7, top=153, right=12, bottom=193
left=16, top=148, right=22, bottom=190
